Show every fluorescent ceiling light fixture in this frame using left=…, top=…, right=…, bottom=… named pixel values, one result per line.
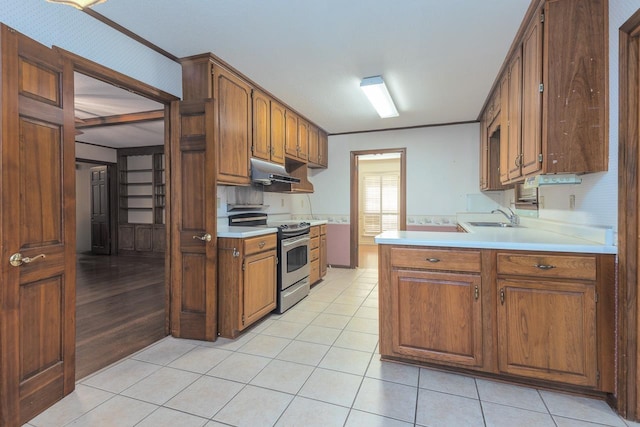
left=360, top=76, right=399, bottom=118
left=47, top=0, right=106, bottom=9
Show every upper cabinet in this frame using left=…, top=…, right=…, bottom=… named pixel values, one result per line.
left=252, top=90, right=285, bottom=165
left=309, top=126, right=329, bottom=169
left=480, top=0, right=608, bottom=186
left=181, top=53, right=329, bottom=186
left=213, top=64, right=252, bottom=185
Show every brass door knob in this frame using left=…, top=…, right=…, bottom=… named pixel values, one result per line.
left=9, top=253, right=46, bottom=267
left=193, top=233, right=213, bottom=242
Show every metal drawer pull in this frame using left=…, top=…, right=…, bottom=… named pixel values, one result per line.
left=534, top=264, right=556, bottom=270
left=426, top=258, right=440, bottom=263
left=9, top=253, right=45, bottom=267
left=193, top=233, right=212, bottom=242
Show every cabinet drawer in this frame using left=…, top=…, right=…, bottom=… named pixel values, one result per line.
left=497, top=253, right=596, bottom=281
left=244, top=234, right=277, bottom=256
left=390, top=247, right=481, bottom=273
left=310, top=247, right=319, bottom=261
left=310, top=236, right=319, bottom=249
left=310, top=226, right=319, bottom=238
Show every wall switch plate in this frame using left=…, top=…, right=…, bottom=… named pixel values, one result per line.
left=281, top=198, right=284, bottom=207
left=569, top=194, right=576, bottom=209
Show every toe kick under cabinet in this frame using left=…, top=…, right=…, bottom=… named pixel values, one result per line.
left=378, top=245, right=615, bottom=393
left=218, top=233, right=278, bottom=338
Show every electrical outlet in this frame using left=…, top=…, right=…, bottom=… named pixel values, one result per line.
left=539, top=196, right=545, bottom=209
left=569, top=194, right=576, bottom=210
left=301, top=200, right=304, bottom=208
left=281, top=198, right=284, bottom=207
left=217, top=197, right=220, bottom=205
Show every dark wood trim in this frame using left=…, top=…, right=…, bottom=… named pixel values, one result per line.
left=77, top=109, right=165, bottom=128
left=54, top=47, right=180, bottom=104
left=81, top=9, right=179, bottom=62
left=330, top=120, right=479, bottom=136
left=75, top=140, right=119, bottom=151
left=349, top=148, right=407, bottom=269
left=618, top=9, right=640, bottom=421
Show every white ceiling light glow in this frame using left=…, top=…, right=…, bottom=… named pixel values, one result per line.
left=360, top=76, right=399, bottom=118
left=46, top=0, right=106, bottom=9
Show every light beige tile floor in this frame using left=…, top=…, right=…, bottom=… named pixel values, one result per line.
left=26, top=266, right=638, bottom=427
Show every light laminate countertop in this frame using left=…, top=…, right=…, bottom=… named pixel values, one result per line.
left=375, top=218, right=617, bottom=255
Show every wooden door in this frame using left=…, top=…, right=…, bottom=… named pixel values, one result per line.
left=90, top=166, right=110, bottom=254
left=507, top=51, right=523, bottom=181
left=297, top=118, right=309, bottom=162
left=284, top=109, right=298, bottom=158
left=308, top=124, right=319, bottom=165
left=497, top=279, right=597, bottom=386
left=242, top=250, right=277, bottom=327
left=270, top=100, right=286, bottom=165
left=390, top=269, right=483, bottom=367
left=0, top=25, right=76, bottom=425
left=521, top=9, right=543, bottom=177
left=252, top=89, right=271, bottom=162
left=499, top=73, right=510, bottom=183
left=212, top=65, right=251, bottom=185
left=170, top=100, right=217, bottom=341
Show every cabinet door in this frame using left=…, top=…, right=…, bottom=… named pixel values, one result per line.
left=284, top=109, right=298, bottom=158
left=242, top=250, right=277, bottom=327
left=497, top=279, right=597, bottom=387
left=308, top=124, right=319, bottom=165
left=521, top=10, right=543, bottom=177
left=252, top=89, right=271, bottom=162
left=499, top=74, right=511, bottom=183
left=320, top=232, right=327, bottom=277
left=270, top=100, right=286, bottom=165
left=507, top=51, right=523, bottom=181
left=213, top=65, right=251, bottom=185
left=297, top=118, right=309, bottom=162
left=480, top=115, right=489, bottom=190
left=390, top=269, right=483, bottom=367
left=318, top=130, right=329, bottom=168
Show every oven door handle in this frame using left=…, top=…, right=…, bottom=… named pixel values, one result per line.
left=282, top=236, right=310, bottom=247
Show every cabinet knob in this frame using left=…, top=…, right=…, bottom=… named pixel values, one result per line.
left=258, top=241, right=265, bottom=248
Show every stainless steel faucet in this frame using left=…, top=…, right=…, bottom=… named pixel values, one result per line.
left=492, top=208, right=519, bottom=225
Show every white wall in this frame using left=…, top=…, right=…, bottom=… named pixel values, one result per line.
left=76, top=142, right=117, bottom=163
left=0, top=0, right=181, bottom=97
left=295, top=123, right=502, bottom=223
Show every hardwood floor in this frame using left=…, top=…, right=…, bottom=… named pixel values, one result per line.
left=75, top=254, right=166, bottom=380
left=359, top=244, right=378, bottom=269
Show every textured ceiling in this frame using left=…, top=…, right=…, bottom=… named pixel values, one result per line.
left=84, top=0, right=531, bottom=135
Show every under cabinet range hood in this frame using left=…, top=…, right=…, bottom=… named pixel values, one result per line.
left=523, top=174, right=582, bottom=189
left=251, top=158, right=300, bottom=185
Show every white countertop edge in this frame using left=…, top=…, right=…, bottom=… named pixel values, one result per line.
left=374, top=231, right=618, bottom=255
left=217, top=226, right=278, bottom=238
left=307, top=220, right=328, bottom=226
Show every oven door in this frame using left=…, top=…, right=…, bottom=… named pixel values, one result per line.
left=280, top=234, right=310, bottom=289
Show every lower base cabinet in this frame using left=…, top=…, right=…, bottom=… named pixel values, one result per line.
left=218, top=234, right=277, bottom=338
left=379, top=245, right=615, bottom=394
left=118, top=223, right=165, bottom=255
left=310, top=224, right=327, bottom=285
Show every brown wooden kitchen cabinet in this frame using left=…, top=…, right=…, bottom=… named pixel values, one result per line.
left=378, top=244, right=615, bottom=393
left=297, top=117, right=309, bottom=162
left=496, top=252, right=613, bottom=390
left=252, top=90, right=285, bottom=165
left=309, top=224, right=328, bottom=285
left=217, top=234, right=278, bottom=338
left=380, top=246, right=484, bottom=368
left=480, top=112, right=507, bottom=191
left=308, top=123, right=319, bottom=165
left=481, top=0, right=607, bottom=186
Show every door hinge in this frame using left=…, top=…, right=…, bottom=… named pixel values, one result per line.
left=538, top=153, right=543, bottom=163
left=276, top=256, right=279, bottom=265
left=596, top=370, right=600, bottom=382
left=242, top=314, right=245, bottom=325
left=539, top=83, right=544, bottom=93
left=595, top=292, right=599, bottom=303
left=242, top=262, right=245, bottom=271
left=541, top=11, right=545, bottom=23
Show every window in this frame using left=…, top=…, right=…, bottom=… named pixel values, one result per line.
left=362, top=173, right=399, bottom=235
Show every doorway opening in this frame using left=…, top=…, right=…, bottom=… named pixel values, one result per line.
left=68, top=58, right=176, bottom=379
left=350, top=148, right=407, bottom=269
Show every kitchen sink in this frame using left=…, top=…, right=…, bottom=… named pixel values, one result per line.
left=467, top=221, right=518, bottom=228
